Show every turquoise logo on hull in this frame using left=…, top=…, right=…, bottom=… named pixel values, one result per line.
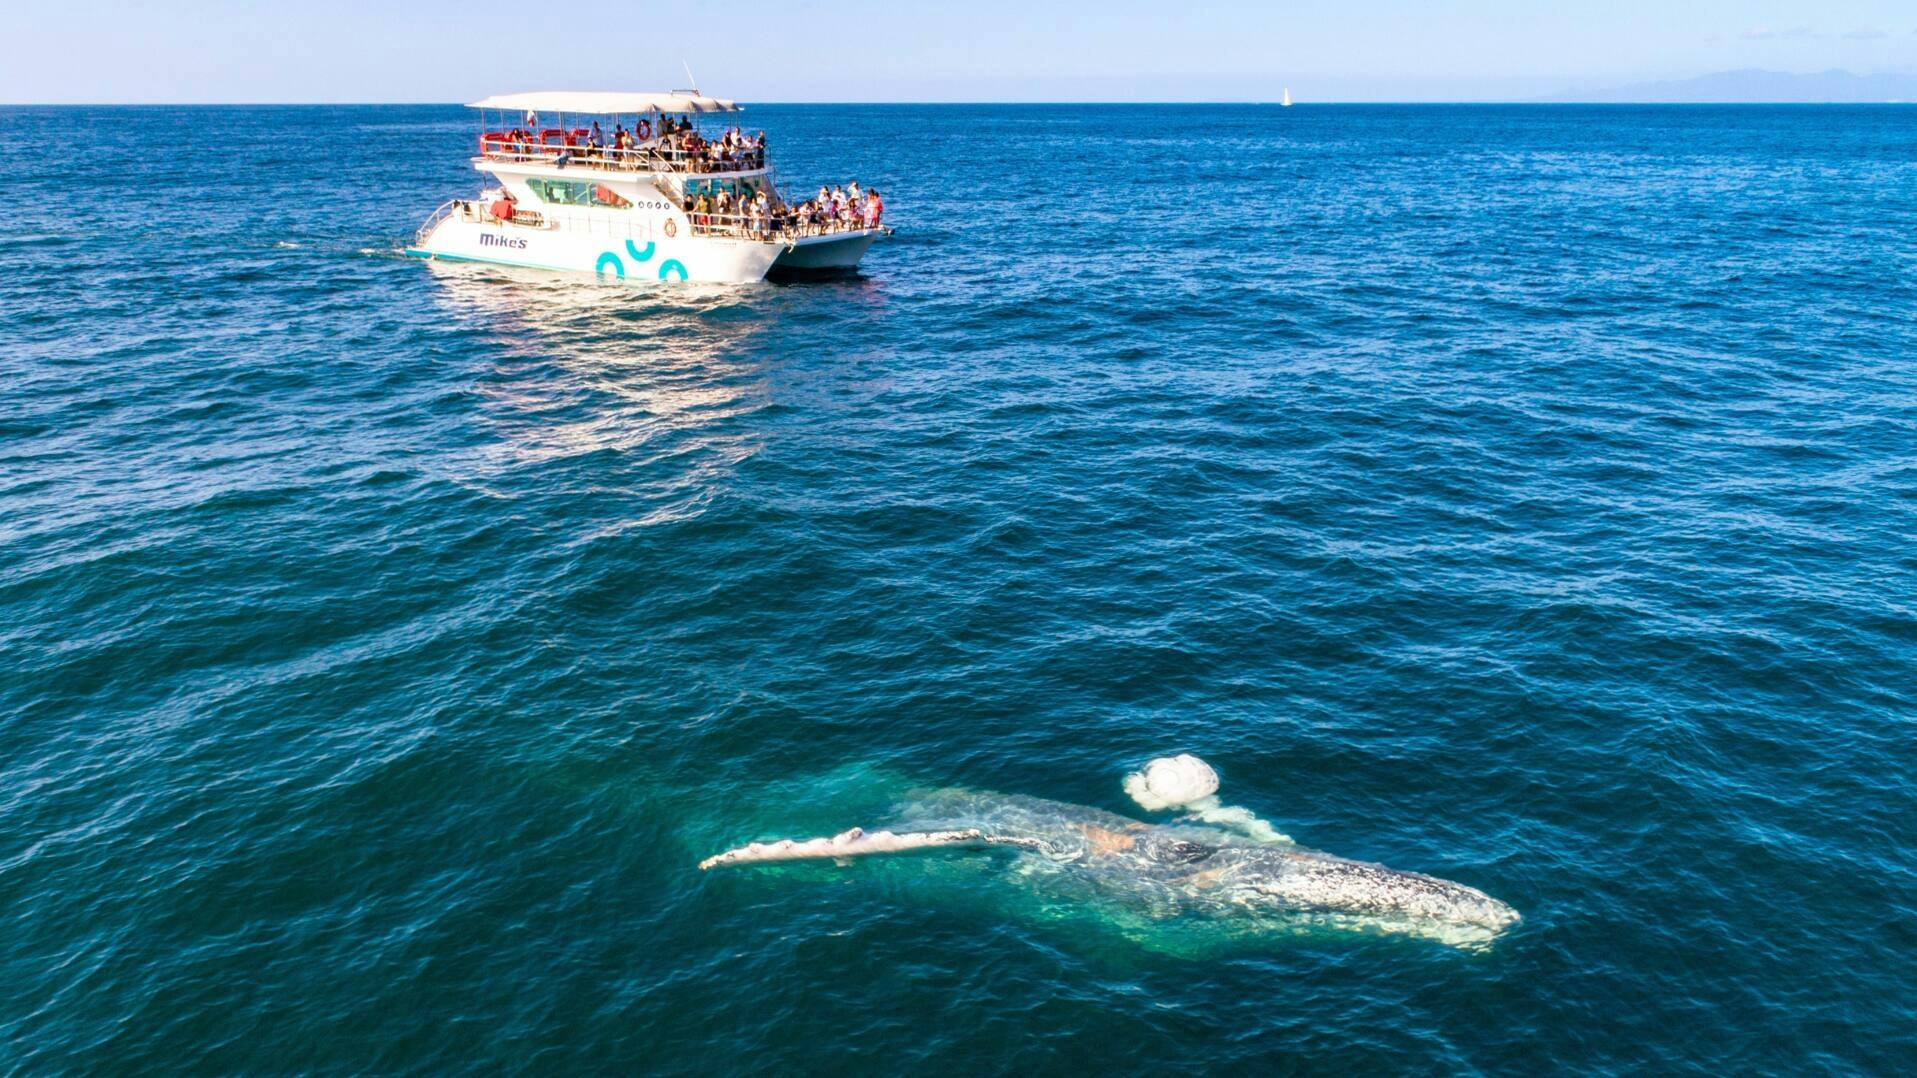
left=597, top=239, right=683, bottom=282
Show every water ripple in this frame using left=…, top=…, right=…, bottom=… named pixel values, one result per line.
left=1, top=103, right=1914, bottom=1073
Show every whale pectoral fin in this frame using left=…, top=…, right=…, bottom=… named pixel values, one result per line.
left=700, top=827, right=1047, bottom=870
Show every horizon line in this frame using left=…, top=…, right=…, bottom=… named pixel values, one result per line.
left=5, top=99, right=1915, bottom=107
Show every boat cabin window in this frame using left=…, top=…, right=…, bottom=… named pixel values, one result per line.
left=526, top=178, right=632, bottom=209
left=682, top=178, right=760, bottom=200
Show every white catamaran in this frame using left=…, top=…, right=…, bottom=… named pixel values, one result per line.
left=407, top=91, right=888, bottom=284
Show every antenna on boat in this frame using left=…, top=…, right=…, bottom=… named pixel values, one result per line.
left=682, top=60, right=701, bottom=95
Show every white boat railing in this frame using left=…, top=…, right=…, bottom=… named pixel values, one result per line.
left=476, top=139, right=767, bottom=176
left=546, top=212, right=658, bottom=241
left=419, top=199, right=555, bottom=244
left=418, top=200, right=887, bottom=247
left=687, top=211, right=885, bottom=241
left=415, top=199, right=463, bottom=246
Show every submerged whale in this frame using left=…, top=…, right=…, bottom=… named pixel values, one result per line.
left=699, top=756, right=1520, bottom=950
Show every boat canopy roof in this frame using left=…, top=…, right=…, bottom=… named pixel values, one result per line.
left=467, top=91, right=741, bottom=115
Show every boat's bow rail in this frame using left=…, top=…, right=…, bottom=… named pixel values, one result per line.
left=415, top=199, right=461, bottom=246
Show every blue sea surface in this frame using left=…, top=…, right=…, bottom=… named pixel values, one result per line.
left=2, top=104, right=1915, bottom=1072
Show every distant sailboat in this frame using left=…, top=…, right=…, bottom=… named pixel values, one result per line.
left=1282, top=87, right=1293, bottom=107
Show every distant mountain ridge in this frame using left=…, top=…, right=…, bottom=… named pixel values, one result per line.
left=1547, top=68, right=1917, bottom=103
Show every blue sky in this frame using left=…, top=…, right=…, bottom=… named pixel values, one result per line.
left=7, top=1, right=1917, bottom=103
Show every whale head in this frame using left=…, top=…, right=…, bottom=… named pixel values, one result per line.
left=1222, top=849, right=1521, bottom=948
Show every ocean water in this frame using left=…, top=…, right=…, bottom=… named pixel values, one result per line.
left=3, top=103, right=1915, bottom=1073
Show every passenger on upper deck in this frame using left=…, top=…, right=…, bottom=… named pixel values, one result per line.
left=479, top=112, right=772, bottom=174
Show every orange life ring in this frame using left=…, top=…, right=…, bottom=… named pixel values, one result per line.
left=636, top=119, right=653, bottom=140
left=663, top=219, right=678, bottom=238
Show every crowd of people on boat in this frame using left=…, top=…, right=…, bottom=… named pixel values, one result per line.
left=485, top=116, right=766, bottom=173
left=478, top=114, right=884, bottom=239
left=684, top=181, right=885, bottom=239
left=653, top=119, right=766, bottom=172
left=793, top=182, right=884, bottom=235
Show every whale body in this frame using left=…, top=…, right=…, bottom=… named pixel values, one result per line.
left=700, top=785, right=1520, bottom=950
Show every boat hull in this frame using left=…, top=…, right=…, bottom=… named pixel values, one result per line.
left=772, top=231, right=881, bottom=273
left=408, top=215, right=785, bottom=284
